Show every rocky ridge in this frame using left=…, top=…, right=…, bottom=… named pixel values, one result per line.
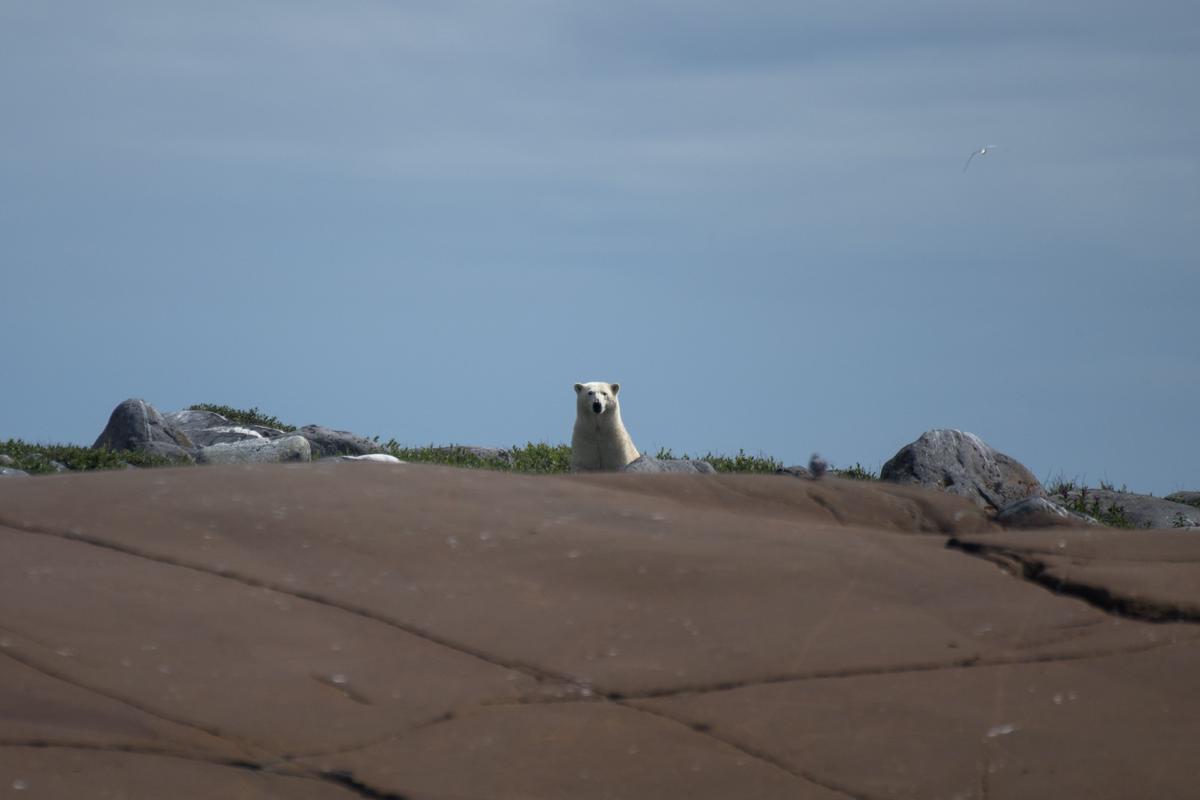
left=4, top=399, right=1197, bottom=531
left=89, top=398, right=388, bottom=467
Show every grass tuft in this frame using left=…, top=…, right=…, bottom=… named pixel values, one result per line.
left=188, top=403, right=297, bottom=432
left=510, top=442, right=574, bottom=473
left=0, top=439, right=184, bottom=474
left=1056, top=485, right=1136, bottom=529
left=654, top=447, right=782, bottom=474
left=832, top=462, right=878, bottom=481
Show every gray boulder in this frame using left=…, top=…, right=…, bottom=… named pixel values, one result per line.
left=0, top=467, right=29, bottom=478
left=996, top=496, right=1096, bottom=529
left=196, top=435, right=311, bottom=466
left=1165, top=491, right=1200, bottom=509
left=621, top=455, right=716, bottom=474
left=880, top=429, right=1043, bottom=512
left=164, top=409, right=286, bottom=447
left=93, top=398, right=194, bottom=461
left=0, top=454, right=13, bottom=466
left=297, top=425, right=383, bottom=459
left=1049, top=487, right=1200, bottom=530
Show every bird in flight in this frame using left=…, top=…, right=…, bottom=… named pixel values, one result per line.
left=963, top=145, right=998, bottom=172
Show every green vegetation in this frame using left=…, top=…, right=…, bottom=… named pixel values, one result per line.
left=1048, top=479, right=1137, bottom=529
left=379, top=441, right=573, bottom=474
left=1046, top=476, right=1077, bottom=498
left=509, top=443, right=574, bottom=473
left=704, top=450, right=784, bottom=474
left=832, top=462, right=878, bottom=481
left=188, top=403, right=297, bottom=432
left=0, top=439, right=183, bottom=475
left=382, top=443, right=505, bottom=469
left=654, top=447, right=782, bottom=474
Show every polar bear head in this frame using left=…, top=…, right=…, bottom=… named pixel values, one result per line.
left=574, top=381, right=620, bottom=417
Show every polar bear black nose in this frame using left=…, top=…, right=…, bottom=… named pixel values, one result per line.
left=592, top=401, right=602, bottom=413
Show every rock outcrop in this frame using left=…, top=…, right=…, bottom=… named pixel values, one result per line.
left=1049, top=487, right=1200, bottom=529
left=1166, top=491, right=1200, bottom=509
left=880, top=429, right=1043, bottom=512
left=196, top=435, right=312, bottom=465
left=299, top=425, right=385, bottom=459
left=92, top=398, right=194, bottom=462
left=164, top=409, right=287, bottom=447
left=87, top=399, right=387, bottom=467
left=621, top=455, right=716, bottom=474
left=996, top=496, right=1096, bottom=528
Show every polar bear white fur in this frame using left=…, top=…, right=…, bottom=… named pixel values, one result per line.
left=570, top=381, right=640, bottom=473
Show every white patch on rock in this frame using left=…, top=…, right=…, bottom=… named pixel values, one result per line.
left=212, top=426, right=264, bottom=439
left=340, top=454, right=403, bottom=464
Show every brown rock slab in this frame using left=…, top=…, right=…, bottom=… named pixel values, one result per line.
left=299, top=702, right=837, bottom=799
left=0, top=642, right=241, bottom=761
left=951, top=527, right=1200, bottom=621
left=0, top=748, right=350, bottom=799
left=636, top=638, right=1200, bottom=800
left=0, top=524, right=537, bottom=755
left=1, top=464, right=1198, bottom=798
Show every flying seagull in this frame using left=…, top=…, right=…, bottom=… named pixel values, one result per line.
left=963, top=145, right=998, bottom=173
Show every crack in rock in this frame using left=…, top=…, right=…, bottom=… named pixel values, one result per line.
left=0, top=740, right=410, bottom=800
left=316, top=770, right=411, bottom=800
left=0, top=639, right=267, bottom=759
left=618, top=702, right=874, bottom=800
left=0, top=519, right=571, bottom=687
left=946, top=538, right=1200, bottom=624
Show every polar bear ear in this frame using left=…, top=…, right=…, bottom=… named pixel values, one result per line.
left=574, top=383, right=584, bottom=394
left=610, top=383, right=620, bottom=396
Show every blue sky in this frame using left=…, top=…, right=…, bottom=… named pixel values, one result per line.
left=2, top=1, right=1197, bottom=493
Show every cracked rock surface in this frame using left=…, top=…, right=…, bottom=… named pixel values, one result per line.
left=1, top=464, right=1198, bottom=799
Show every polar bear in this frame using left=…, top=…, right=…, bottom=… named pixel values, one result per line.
left=570, top=381, right=640, bottom=472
